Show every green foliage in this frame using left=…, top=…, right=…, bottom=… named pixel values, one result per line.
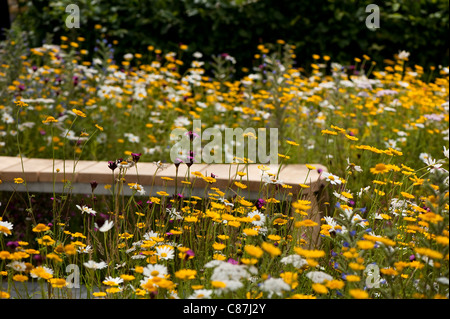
left=12, top=0, right=449, bottom=72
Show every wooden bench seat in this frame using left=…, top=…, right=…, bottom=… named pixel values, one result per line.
left=0, top=156, right=329, bottom=247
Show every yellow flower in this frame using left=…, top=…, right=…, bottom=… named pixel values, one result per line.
left=37, top=235, right=55, bottom=246
left=349, top=289, right=369, bottom=299
left=294, top=247, right=325, bottom=258
left=0, top=291, right=10, bottom=299
left=175, top=269, right=197, bottom=280
left=30, top=266, right=53, bottom=280
left=400, top=192, right=415, bottom=199
left=370, top=163, right=389, bottom=174
left=345, top=275, right=361, bottom=282
left=295, top=219, right=318, bottom=227
left=414, top=247, right=444, bottom=260
left=72, top=108, right=86, bottom=117
left=49, top=278, right=67, bottom=288
left=211, top=281, right=227, bottom=288
left=120, top=274, right=135, bottom=282
left=261, top=242, right=281, bottom=257
left=326, top=280, right=345, bottom=290
left=212, top=242, right=226, bottom=251
left=42, top=116, right=58, bottom=124
left=234, top=181, right=247, bottom=189
left=14, top=178, right=24, bottom=184
left=286, top=140, right=299, bottom=146
left=321, top=129, right=338, bottom=136
left=356, top=240, right=375, bottom=250
left=13, top=274, right=28, bottom=282
left=312, top=283, right=328, bottom=294
left=243, top=228, right=259, bottom=236
left=290, top=294, right=317, bottom=299
left=244, top=245, right=264, bottom=258
left=380, top=268, right=398, bottom=276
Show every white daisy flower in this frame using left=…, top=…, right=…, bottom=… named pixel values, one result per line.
left=321, top=172, right=342, bottom=185
left=142, top=264, right=168, bottom=279
left=0, top=220, right=13, bottom=236
left=83, top=260, right=108, bottom=270
left=247, top=210, right=266, bottom=227
left=156, top=245, right=175, bottom=260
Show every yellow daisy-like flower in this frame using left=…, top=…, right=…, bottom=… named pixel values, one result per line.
left=261, top=242, right=281, bottom=257
left=211, top=281, right=227, bottom=288
left=13, top=274, right=28, bottom=282
left=370, top=163, right=390, bottom=174
left=345, top=275, right=361, bottom=282
left=13, top=178, right=24, bottom=184
left=244, top=245, right=264, bottom=258
left=243, top=228, right=259, bottom=236
left=72, top=108, right=86, bottom=117
left=42, top=116, right=58, bottom=124
left=312, top=283, right=328, bottom=294
left=234, top=181, right=247, bottom=189
left=295, top=219, right=318, bottom=227
left=400, top=192, right=415, bottom=199
left=356, top=240, right=375, bottom=250
left=349, top=289, right=369, bottom=299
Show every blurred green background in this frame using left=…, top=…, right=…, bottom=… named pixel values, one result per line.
left=3, top=0, right=449, bottom=72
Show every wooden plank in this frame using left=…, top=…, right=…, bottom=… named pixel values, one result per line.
left=38, top=159, right=99, bottom=183
left=0, top=158, right=52, bottom=182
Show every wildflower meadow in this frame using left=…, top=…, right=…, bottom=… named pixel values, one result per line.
left=0, top=0, right=448, bottom=305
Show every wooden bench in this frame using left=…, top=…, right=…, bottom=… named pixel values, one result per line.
left=0, top=156, right=328, bottom=247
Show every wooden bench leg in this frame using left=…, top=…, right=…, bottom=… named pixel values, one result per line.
left=292, top=185, right=327, bottom=249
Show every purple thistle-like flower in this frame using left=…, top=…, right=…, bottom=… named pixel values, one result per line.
left=256, top=198, right=266, bottom=209
left=131, top=153, right=142, bottom=163
left=186, top=151, right=195, bottom=167
left=108, top=161, right=117, bottom=171
left=90, top=181, right=98, bottom=191
left=186, top=131, right=199, bottom=141
left=185, top=249, right=195, bottom=260
left=174, top=158, right=183, bottom=168
left=6, top=241, right=19, bottom=249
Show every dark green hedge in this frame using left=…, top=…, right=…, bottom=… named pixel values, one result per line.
left=10, top=0, right=450, bottom=71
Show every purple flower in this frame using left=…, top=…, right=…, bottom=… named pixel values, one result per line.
left=186, top=151, right=195, bottom=167
left=409, top=254, right=415, bottom=261
left=90, top=181, right=98, bottom=191
left=108, top=161, right=117, bottom=171
left=256, top=198, right=266, bottom=210
left=174, top=158, right=183, bottom=167
left=6, top=241, right=19, bottom=249
left=227, top=258, right=238, bottom=265
left=186, top=131, right=199, bottom=141
left=185, top=249, right=195, bottom=260
left=131, top=153, right=142, bottom=163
